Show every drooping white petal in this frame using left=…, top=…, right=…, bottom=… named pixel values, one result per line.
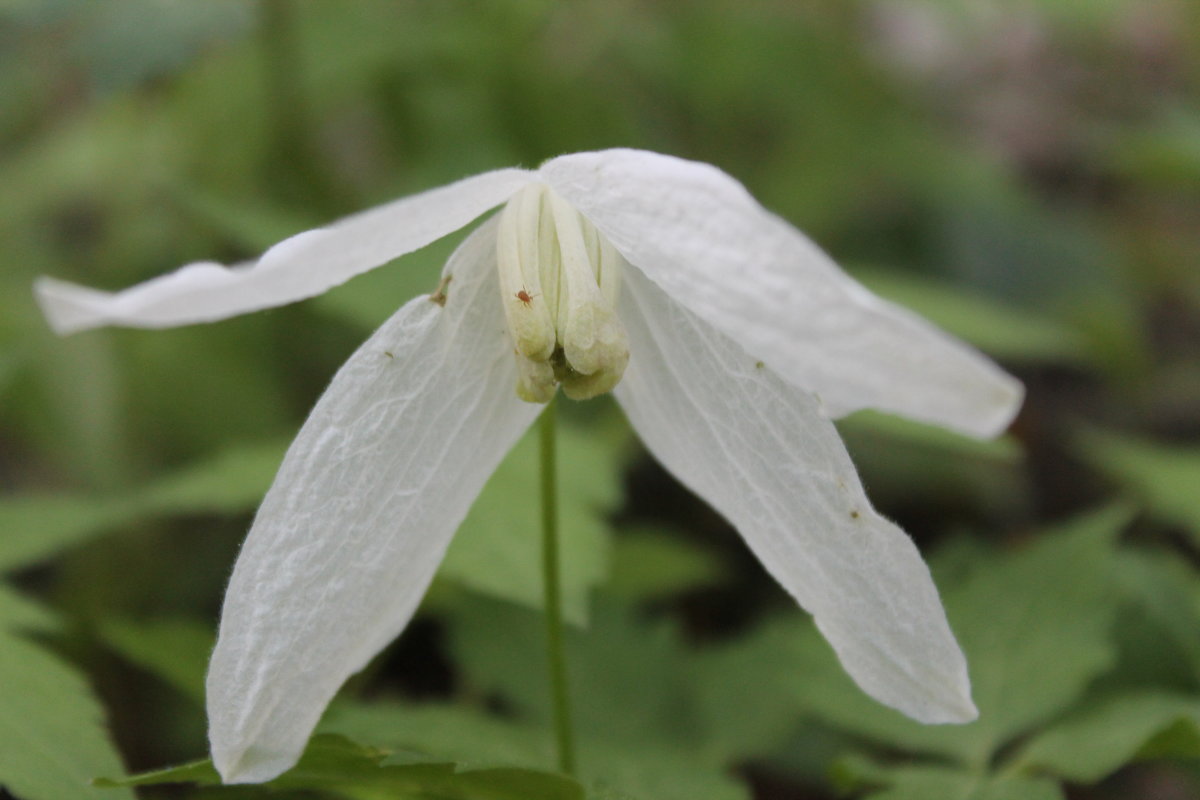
left=35, top=168, right=534, bottom=334
left=614, top=266, right=977, bottom=725
left=541, top=149, right=1022, bottom=438
left=206, top=217, right=540, bottom=784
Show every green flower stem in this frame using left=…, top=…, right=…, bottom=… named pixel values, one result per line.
left=539, top=397, right=577, bottom=775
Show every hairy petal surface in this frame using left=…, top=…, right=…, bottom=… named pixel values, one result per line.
left=614, top=266, right=977, bottom=724
left=36, top=168, right=533, bottom=334
left=206, top=218, right=540, bottom=783
left=542, top=149, right=1021, bottom=438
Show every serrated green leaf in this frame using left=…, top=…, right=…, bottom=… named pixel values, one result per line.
left=100, top=733, right=583, bottom=800
left=950, top=507, right=1126, bottom=756
left=1079, top=430, right=1200, bottom=540
left=836, top=756, right=1064, bottom=800
left=443, top=423, right=618, bottom=626
left=93, top=756, right=219, bottom=788
left=322, top=700, right=746, bottom=800
left=450, top=596, right=696, bottom=748
left=1114, top=548, right=1200, bottom=681
left=97, top=617, right=214, bottom=706
left=95, top=735, right=373, bottom=788
left=714, top=507, right=1127, bottom=767
left=693, top=617, right=808, bottom=760
left=578, top=738, right=747, bottom=800
left=322, top=702, right=554, bottom=771
left=0, top=633, right=134, bottom=800
left=1014, top=691, right=1200, bottom=782
left=446, top=597, right=746, bottom=800
left=0, top=438, right=286, bottom=574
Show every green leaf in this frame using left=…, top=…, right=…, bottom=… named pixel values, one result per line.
left=164, top=180, right=315, bottom=253
left=443, top=422, right=619, bottom=626
left=577, top=738, right=747, bottom=800
left=1139, top=715, right=1200, bottom=761
left=836, top=410, right=1025, bottom=515
left=948, top=507, right=1125, bottom=757
left=1014, top=691, right=1200, bottom=782
left=97, top=617, right=214, bottom=706
left=732, top=507, right=1126, bottom=767
left=93, top=755, right=218, bottom=788
left=321, top=701, right=555, bottom=771
left=835, top=756, right=1064, bottom=800
left=0, top=438, right=286, bottom=574
left=692, top=617, right=808, bottom=760
left=99, top=733, right=583, bottom=800
left=0, top=632, right=134, bottom=800
left=840, top=409, right=1023, bottom=463
left=855, top=269, right=1091, bottom=363
left=606, top=527, right=726, bottom=602
left=1114, top=548, right=1200, bottom=682
left=446, top=597, right=746, bottom=800
left=0, top=582, right=58, bottom=633
left=1079, top=430, right=1200, bottom=540
left=0, top=496, right=128, bottom=575
left=450, top=596, right=697, bottom=748
left=322, top=701, right=747, bottom=800
left=134, top=438, right=286, bottom=514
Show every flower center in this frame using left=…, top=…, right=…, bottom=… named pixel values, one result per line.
left=496, top=183, right=630, bottom=403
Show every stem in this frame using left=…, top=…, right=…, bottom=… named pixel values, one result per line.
left=539, top=398, right=576, bottom=775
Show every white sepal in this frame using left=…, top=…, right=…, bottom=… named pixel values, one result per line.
left=206, top=218, right=540, bottom=783
left=541, top=149, right=1022, bottom=438
left=613, top=266, right=977, bottom=725
left=36, top=168, right=534, bottom=334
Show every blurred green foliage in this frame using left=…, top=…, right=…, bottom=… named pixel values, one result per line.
left=1, top=1, right=1199, bottom=799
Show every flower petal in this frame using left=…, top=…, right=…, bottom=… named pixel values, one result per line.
left=541, top=149, right=1021, bottom=438
left=35, top=168, right=534, bottom=334
left=613, top=266, right=977, bottom=725
left=206, top=217, right=540, bottom=784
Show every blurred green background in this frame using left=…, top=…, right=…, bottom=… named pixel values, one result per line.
left=2, top=1, right=1199, bottom=799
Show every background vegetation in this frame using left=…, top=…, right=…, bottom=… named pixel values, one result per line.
left=2, top=1, right=1199, bottom=799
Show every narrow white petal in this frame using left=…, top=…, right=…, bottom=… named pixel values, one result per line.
left=541, top=149, right=1021, bottom=438
left=614, top=266, right=977, bottom=725
left=206, top=217, right=540, bottom=784
left=35, top=168, right=534, bottom=334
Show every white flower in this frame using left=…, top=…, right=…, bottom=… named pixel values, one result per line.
left=35, top=149, right=1022, bottom=784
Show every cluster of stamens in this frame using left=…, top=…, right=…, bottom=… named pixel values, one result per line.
left=496, top=184, right=629, bottom=402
